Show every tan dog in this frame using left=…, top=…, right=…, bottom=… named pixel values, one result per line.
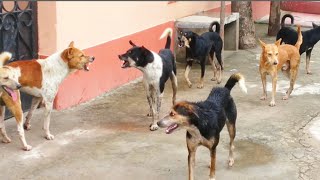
left=0, top=52, right=31, bottom=150
left=0, top=42, right=95, bottom=147
left=259, top=25, right=302, bottom=107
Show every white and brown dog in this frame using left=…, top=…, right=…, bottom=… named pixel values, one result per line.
left=0, top=41, right=95, bottom=148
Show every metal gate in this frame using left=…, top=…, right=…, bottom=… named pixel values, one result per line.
left=0, top=1, right=38, bottom=118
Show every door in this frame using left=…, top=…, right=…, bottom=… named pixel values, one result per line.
left=0, top=1, right=38, bottom=118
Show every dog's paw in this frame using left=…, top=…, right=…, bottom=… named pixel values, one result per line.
left=282, top=95, right=289, bottom=100
left=146, top=113, right=153, bottom=117
left=187, top=82, right=192, bottom=88
left=209, top=177, right=216, bottom=180
left=260, top=95, right=267, bottom=100
left=269, top=101, right=276, bottom=107
left=23, top=144, right=32, bottom=151
left=211, top=77, right=217, bottom=81
left=149, top=124, right=159, bottom=131
left=307, top=71, right=312, bottom=75
left=2, top=137, right=11, bottom=143
left=45, top=134, right=55, bottom=140
left=217, top=79, right=222, bottom=84
left=228, top=158, right=234, bottom=167
left=23, top=123, right=31, bottom=131
left=197, top=84, right=204, bottom=89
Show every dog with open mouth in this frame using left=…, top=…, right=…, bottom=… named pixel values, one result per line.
left=0, top=41, right=95, bottom=144
left=158, top=73, right=247, bottom=180
left=177, top=21, right=223, bottom=89
left=0, top=52, right=33, bottom=150
left=118, top=28, right=178, bottom=131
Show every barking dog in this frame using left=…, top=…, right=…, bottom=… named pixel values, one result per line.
left=178, top=21, right=223, bottom=88
left=260, top=26, right=302, bottom=107
left=276, top=14, right=320, bottom=74
left=158, top=73, right=247, bottom=180
left=118, top=28, right=178, bottom=131
left=0, top=52, right=32, bottom=150
left=0, top=42, right=95, bottom=142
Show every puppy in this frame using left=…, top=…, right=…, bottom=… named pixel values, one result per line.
left=157, top=73, right=247, bottom=180
left=0, top=52, right=32, bottom=150
left=178, top=21, right=223, bottom=88
left=276, top=14, right=320, bottom=74
left=1, top=42, right=95, bottom=141
left=118, top=28, right=178, bottom=131
left=260, top=26, right=302, bottom=107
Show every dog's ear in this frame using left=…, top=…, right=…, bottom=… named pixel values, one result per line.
left=275, top=38, right=282, bottom=47
left=129, top=40, right=137, bottom=47
left=68, top=41, right=74, bottom=48
left=258, top=39, right=266, bottom=49
left=312, top=22, right=319, bottom=28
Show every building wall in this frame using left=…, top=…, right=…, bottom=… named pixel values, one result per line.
left=37, top=1, right=269, bottom=110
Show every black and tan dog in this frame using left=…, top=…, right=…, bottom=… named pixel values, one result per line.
left=276, top=14, right=320, bottom=74
left=157, top=73, right=247, bottom=180
left=119, top=28, right=178, bottom=131
left=178, top=21, right=223, bottom=88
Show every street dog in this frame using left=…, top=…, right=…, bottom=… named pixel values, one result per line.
left=260, top=25, right=302, bottom=107
left=0, top=52, right=32, bottom=150
left=276, top=14, right=320, bottom=74
left=0, top=42, right=95, bottom=141
left=157, top=73, right=247, bottom=180
left=177, top=21, right=223, bottom=88
left=118, top=28, right=178, bottom=131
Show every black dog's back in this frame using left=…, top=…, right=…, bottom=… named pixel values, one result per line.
left=191, top=73, right=246, bottom=139
left=159, top=28, right=177, bottom=93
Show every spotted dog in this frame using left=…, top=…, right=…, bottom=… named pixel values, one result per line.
left=0, top=42, right=95, bottom=143
left=118, top=28, right=178, bottom=131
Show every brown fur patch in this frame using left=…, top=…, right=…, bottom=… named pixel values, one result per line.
left=60, top=41, right=93, bottom=70
left=174, top=101, right=195, bottom=114
left=8, top=60, right=42, bottom=88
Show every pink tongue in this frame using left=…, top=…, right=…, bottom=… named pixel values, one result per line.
left=5, top=87, right=17, bottom=102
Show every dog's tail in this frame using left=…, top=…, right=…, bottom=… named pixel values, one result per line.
left=160, top=28, right=173, bottom=49
left=295, top=25, right=303, bottom=50
left=224, top=73, right=247, bottom=93
left=0, top=52, right=12, bottom=66
left=281, top=14, right=294, bottom=28
left=209, top=21, right=220, bottom=34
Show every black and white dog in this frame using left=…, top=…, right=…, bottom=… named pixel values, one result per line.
left=276, top=14, right=320, bottom=74
left=178, top=21, right=223, bottom=89
left=118, top=28, right=178, bottom=131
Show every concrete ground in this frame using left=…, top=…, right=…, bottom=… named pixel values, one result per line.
left=1, top=23, right=320, bottom=180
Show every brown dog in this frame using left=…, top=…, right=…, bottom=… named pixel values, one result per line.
left=259, top=25, right=302, bottom=107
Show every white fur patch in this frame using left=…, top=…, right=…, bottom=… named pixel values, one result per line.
left=159, top=28, right=173, bottom=40
left=238, top=77, right=248, bottom=94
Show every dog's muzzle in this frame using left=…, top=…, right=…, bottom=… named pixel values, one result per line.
left=118, top=54, right=130, bottom=68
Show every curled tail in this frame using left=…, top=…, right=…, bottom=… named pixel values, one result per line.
left=160, top=28, right=173, bottom=49
left=295, top=25, right=303, bottom=50
left=0, top=52, right=12, bottom=66
left=281, top=14, right=294, bottom=28
left=224, top=73, right=247, bottom=93
left=209, top=21, right=220, bottom=34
